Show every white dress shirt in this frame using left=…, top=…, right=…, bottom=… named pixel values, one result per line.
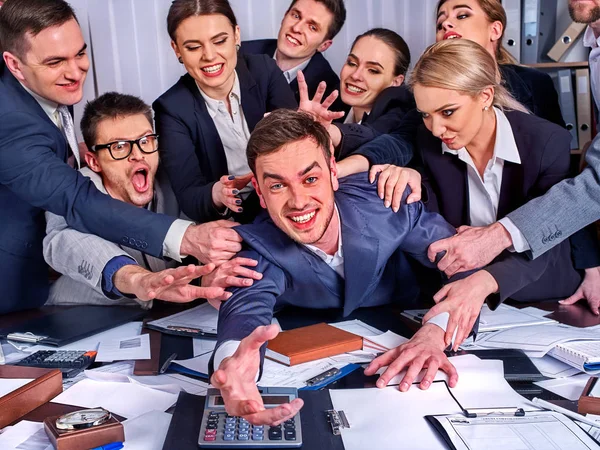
left=274, top=51, right=311, bottom=84
left=343, top=108, right=364, bottom=125
left=22, top=83, right=191, bottom=262
left=584, top=26, right=600, bottom=112
left=442, top=107, right=530, bottom=252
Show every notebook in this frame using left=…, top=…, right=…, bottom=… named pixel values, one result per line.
left=266, top=323, right=363, bottom=366
left=548, top=340, right=600, bottom=374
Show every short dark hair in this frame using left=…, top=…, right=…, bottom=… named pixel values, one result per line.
left=167, top=0, right=237, bottom=42
left=80, top=92, right=153, bottom=150
left=247, top=110, right=331, bottom=174
left=287, top=0, right=346, bottom=41
left=0, top=0, right=77, bottom=58
left=351, top=28, right=410, bottom=76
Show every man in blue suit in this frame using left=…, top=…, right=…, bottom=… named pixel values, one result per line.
left=241, top=0, right=347, bottom=115
left=0, top=0, right=243, bottom=313
left=209, top=110, right=497, bottom=425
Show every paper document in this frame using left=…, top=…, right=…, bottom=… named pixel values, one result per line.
left=363, top=330, right=408, bottom=351
left=431, top=411, right=600, bottom=450
left=63, top=361, right=134, bottom=390
left=330, top=319, right=383, bottom=337
left=146, top=303, right=218, bottom=336
left=258, top=357, right=348, bottom=389
left=171, top=352, right=212, bottom=378
left=530, top=355, right=581, bottom=378
left=577, top=413, right=600, bottom=442
left=0, top=420, right=53, bottom=450
left=96, top=333, right=150, bottom=362
left=0, top=378, right=33, bottom=397
left=130, top=373, right=209, bottom=396
left=193, top=338, right=216, bottom=357
left=122, top=410, right=172, bottom=450
left=52, top=378, right=178, bottom=419
left=534, top=374, right=590, bottom=401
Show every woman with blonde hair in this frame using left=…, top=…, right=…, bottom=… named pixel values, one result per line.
left=435, top=0, right=564, bottom=127
left=413, top=39, right=582, bottom=348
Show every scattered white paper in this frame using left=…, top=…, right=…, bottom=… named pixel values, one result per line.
left=535, top=374, right=591, bottom=401
left=96, top=333, right=150, bottom=362
left=0, top=421, right=52, bottom=450
left=330, top=320, right=383, bottom=337
left=519, top=306, right=552, bottom=318
left=62, top=361, right=134, bottom=390
left=363, top=331, right=408, bottom=351
left=329, top=350, right=377, bottom=364
left=27, top=321, right=143, bottom=353
left=258, top=357, right=347, bottom=389
left=130, top=373, right=209, bottom=396
left=146, top=303, right=218, bottom=335
left=0, top=379, right=33, bottom=397
left=192, top=338, right=216, bottom=357
left=172, top=352, right=211, bottom=377
left=530, top=355, right=582, bottom=378
left=122, top=410, right=172, bottom=450
left=576, top=413, right=600, bottom=441
left=52, top=378, right=178, bottom=419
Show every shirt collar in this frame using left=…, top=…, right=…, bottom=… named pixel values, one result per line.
left=584, top=25, right=600, bottom=49
left=304, top=205, right=343, bottom=259
left=274, top=50, right=311, bottom=84
left=19, top=81, right=59, bottom=121
left=196, top=70, right=241, bottom=117
left=441, top=107, right=521, bottom=165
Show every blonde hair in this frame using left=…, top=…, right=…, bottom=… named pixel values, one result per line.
left=436, top=0, right=517, bottom=65
left=410, top=39, right=529, bottom=114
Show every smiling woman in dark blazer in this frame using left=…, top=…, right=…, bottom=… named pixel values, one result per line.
left=412, top=39, right=585, bottom=347
left=153, top=0, right=297, bottom=224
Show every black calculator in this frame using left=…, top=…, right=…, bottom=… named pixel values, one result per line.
left=198, top=387, right=302, bottom=448
left=16, top=350, right=97, bottom=377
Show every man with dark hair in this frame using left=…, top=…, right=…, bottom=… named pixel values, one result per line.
left=241, top=0, right=347, bottom=114
left=208, top=110, right=495, bottom=426
left=0, top=0, right=242, bottom=313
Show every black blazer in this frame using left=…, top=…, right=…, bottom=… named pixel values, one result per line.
left=336, top=85, right=419, bottom=166
left=153, top=53, right=297, bottom=223
left=500, top=64, right=566, bottom=128
left=241, top=39, right=349, bottom=117
left=417, top=110, right=581, bottom=307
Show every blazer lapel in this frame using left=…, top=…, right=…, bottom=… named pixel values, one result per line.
left=237, top=56, right=263, bottom=131
left=497, top=161, right=523, bottom=219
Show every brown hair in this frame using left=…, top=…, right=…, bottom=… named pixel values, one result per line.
left=167, top=0, right=237, bottom=42
left=351, top=28, right=410, bottom=76
left=410, top=39, right=528, bottom=113
left=436, top=0, right=516, bottom=65
left=80, top=92, right=153, bottom=150
left=0, top=0, right=77, bottom=58
left=286, top=0, right=346, bottom=41
left=247, top=110, right=331, bottom=174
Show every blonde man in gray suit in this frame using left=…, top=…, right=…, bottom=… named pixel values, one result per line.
left=44, top=92, right=261, bottom=308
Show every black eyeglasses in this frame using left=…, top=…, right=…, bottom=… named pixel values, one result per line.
left=90, top=134, right=159, bottom=160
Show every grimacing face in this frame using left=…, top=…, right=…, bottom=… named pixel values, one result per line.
left=340, top=35, right=404, bottom=113
left=171, top=14, right=240, bottom=97
left=85, top=114, right=159, bottom=207
left=413, top=84, right=491, bottom=152
left=252, top=137, right=339, bottom=247
left=569, top=0, right=600, bottom=24
left=276, top=0, right=334, bottom=62
left=6, top=18, right=89, bottom=106
left=435, top=0, right=502, bottom=60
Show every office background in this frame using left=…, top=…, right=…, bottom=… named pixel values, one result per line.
left=67, top=0, right=583, bottom=139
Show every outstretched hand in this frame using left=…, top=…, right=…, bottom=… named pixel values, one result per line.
left=202, top=257, right=262, bottom=309
left=211, top=325, right=304, bottom=425
left=560, top=267, right=600, bottom=315
left=297, top=70, right=345, bottom=127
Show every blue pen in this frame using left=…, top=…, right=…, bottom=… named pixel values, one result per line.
left=90, top=442, right=124, bottom=450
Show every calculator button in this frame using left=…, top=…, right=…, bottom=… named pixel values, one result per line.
left=203, top=435, right=216, bottom=441
left=268, top=428, right=283, bottom=440
left=252, top=434, right=264, bottom=441
left=253, top=425, right=264, bottom=431
left=206, top=423, right=217, bottom=430
left=284, top=421, right=295, bottom=429
left=238, top=433, right=249, bottom=441
left=224, top=432, right=235, bottom=441
left=204, top=429, right=217, bottom=436
left=285, top=429, right=297, bottom=440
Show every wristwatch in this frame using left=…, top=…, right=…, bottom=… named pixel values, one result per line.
left=55, top=408, right=112, bottom=430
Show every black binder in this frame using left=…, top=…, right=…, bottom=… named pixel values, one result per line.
left=0, top=306, right=146, bottom=346
left=162, top=391, right=345, bottom=450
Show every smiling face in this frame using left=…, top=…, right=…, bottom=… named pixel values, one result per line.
left=569, top=0, right=600, bottom=23
left=340, top=35, right=404, bottom=112
left=414, top=84, right=491, bottom=151
left=171, top=14, right=240, bottom=98
left=435, top=0, right=502, bottom=60
left=85, top=114, right=159, bottom=207
left=252, top=137, right=339, bottom=248
left=5, top=18, right=89, bottom=106
left=276, top=0, right=334, bottom=63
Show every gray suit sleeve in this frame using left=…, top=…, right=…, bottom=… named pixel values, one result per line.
left=507, top=135, right=600, bottom=258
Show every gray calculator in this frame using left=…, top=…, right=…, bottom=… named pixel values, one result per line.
left=198, top=387, right=302, bottom=448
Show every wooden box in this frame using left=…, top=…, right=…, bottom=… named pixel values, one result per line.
left=44, top=413, right=124, bottom=450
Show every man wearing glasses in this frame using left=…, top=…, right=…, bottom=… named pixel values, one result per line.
left=44, top=92, right=260, bottom=307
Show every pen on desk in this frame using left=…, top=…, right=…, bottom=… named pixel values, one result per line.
left=532, top=397, right=600, bottom=428
left=160, top=352, right=178, bottom=374
left=90, top=442, right=124, bottom=450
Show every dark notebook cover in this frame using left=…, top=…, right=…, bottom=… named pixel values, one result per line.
left=453, top=349, right=544, bottom=381
left=0, top=306, right=146, bottom=346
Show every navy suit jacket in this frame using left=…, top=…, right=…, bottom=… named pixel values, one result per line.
left=336, top=86, right=420, bottom=167
left=153, top=53, right=297, bottom=224
left=215, top=172, right=461, bottom=353
left=241, top=39, right=349, bottom=118
left=500, top=64, right=565, bottom=128
left=416, top=110, right=581, bottom=308
left=0, top=63, right=175, bottom=313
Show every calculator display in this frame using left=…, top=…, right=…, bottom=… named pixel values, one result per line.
left=214, top=395, right=289, bottom=406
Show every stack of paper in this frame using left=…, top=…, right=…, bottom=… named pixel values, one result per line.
left=362, top=330, right=407, bottom=353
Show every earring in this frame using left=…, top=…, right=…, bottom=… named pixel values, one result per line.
left=483, top=106, right=489, bottom=111
left=236, top=44, right=241, bottom=51
left=178, top=56, right=183, bottom=64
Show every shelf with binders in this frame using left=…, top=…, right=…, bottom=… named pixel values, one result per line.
left=523, top=61, right=594, bottom=158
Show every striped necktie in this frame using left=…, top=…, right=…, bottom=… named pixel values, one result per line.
left=57, top=105, right=81, bottom=168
